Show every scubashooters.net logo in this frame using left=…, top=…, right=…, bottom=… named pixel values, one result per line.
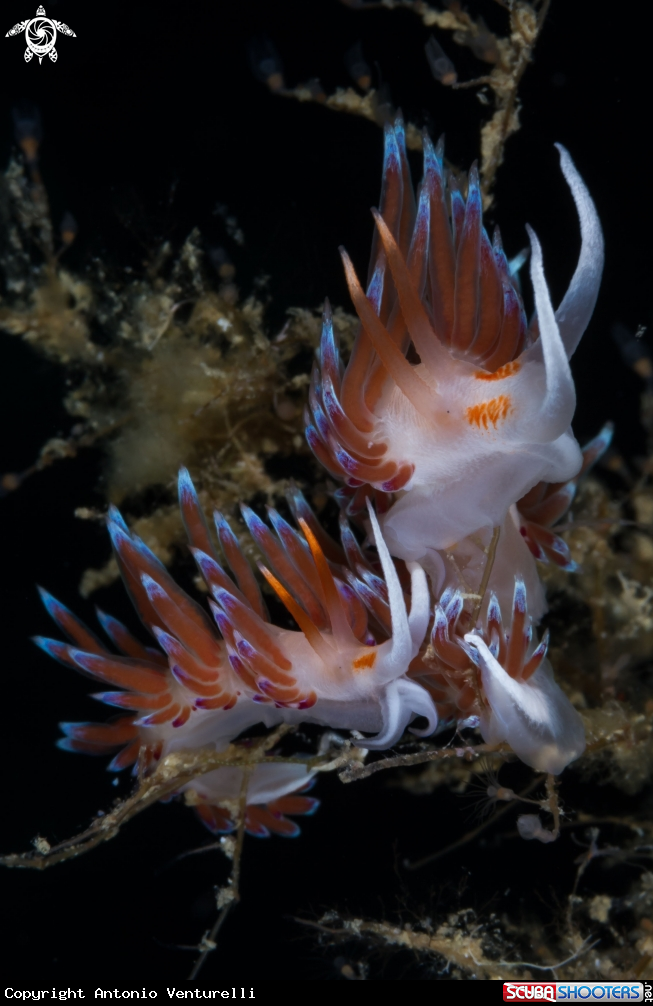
left=504, top=985, right=645, bottom=1002
left=5, top=5, right=76, bottom=64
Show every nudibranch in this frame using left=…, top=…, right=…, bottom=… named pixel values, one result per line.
left=409, top=576, right=585, bottom=774
left=34, top=122, right=603, bottom=839
left=306, top=120, right=604, bottom=597
left=35, top=469, right=436, bottom=835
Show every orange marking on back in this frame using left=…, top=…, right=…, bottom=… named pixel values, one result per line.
left=474, top=360, right=521, bottom=381
left=466, top=395, right=512, bottom=430
left=352, top=650, right=377, bottom=671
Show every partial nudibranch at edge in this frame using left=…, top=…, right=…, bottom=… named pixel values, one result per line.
left=410, top=575, right=586, bottom=776
left=306, top=120, right=604, bottom=573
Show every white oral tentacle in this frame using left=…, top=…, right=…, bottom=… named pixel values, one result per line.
left=398, top=678, right=439, bottom=738
left=520, top=225, right=576, bottom=443
left=554, top=144, right=604, bottom=359
left=406, top=560, right=430, bottom=656
left=362, top=678, right=438, bottom=750
left=367, top=499, right=412, bottom=672
left=362, top=679, right=407, bottom=749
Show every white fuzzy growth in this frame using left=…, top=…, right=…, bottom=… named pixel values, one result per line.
left=464, top=634, right=585, bottom=774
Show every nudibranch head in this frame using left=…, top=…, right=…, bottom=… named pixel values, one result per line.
left=307, top=120, right=603, bottom=564
left=466, top=632, right=586, bottom=776
left=410, top=576, right=585, bottom=774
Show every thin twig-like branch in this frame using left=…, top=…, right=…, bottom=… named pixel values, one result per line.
left=294, top=910, right=596, bottom=978
left=188, top=767, right=251, bottom=980
left=486, top=937, right=599, bottom=974
left=0, top=725, right=300, bottom=870
left=339, top=741, right=509, bottom=783
left=276, top=1, right=552, bottom=206
left=471, top=525, right=501, bottom=626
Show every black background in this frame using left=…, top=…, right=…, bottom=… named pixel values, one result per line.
left=0, top=0, right=651, bottom=983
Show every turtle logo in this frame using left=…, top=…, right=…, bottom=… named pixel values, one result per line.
left=5, top=5, right=76, bottom=64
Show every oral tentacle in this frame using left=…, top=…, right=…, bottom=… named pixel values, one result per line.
left=553, top=144, right=604, bottom=358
